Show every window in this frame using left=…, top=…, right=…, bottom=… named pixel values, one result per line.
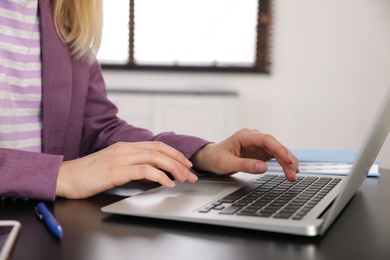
left=98, top=0, right=272, bottom=73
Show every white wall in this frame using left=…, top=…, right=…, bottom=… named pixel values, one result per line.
left=102, top=0, right=390, bottom=169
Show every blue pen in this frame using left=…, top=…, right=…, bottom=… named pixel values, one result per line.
left=35, top=202, right=63, bottom=238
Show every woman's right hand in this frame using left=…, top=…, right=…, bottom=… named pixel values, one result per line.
left=56, top=141, right=197, bottom=199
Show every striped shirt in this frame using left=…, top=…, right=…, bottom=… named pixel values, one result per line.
left=0, top=0, right=42, bottom=152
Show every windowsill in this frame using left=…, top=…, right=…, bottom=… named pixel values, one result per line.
left=107, top=88, right=238, bottom=97
left=101, top=64, right=270, bottom=74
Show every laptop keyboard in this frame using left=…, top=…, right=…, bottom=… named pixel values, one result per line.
left=198, top=174, right=341, bottom=220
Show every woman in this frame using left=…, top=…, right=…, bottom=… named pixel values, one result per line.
left=0, top=0, right=298, bottom=201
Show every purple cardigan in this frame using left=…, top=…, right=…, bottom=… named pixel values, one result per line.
left=0, top=0, right=210, bottom=201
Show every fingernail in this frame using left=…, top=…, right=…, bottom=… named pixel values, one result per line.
left=256, top=163, right=266, bottom=173
left=190, top=172, right=198, bottom=181
left=168, top=180, right=176, bottom=188
left=291, top=169, right=297, bottom=181
left=185, top=159, right=193, bottom=168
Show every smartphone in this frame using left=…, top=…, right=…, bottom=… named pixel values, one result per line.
left=0, top=221, right=21, bottom=260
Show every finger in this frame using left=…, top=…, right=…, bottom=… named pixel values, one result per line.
left=254, top=133, right=299, bottom=169
left=133, top=141, right=193, bottom=168
left=128, top=165, right=177, bottom=188
left=273, top=146, right=297, bottom=166
left=133, top=142, right=198, bottom=182
left=239, top=130, right=299, bottom=181
left=279, top=164, right=297, bottom=182
left=275, top=145, right=299, bottom=165
left=125, top=150, right=197, bottom=183
left=214, top=152, right=269, bottom=175
left=272, top=148, right=299, bottom=181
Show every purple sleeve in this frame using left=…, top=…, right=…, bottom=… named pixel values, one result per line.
left=0, top=148, right=62, bottom=201
left=81, top=62, right=212, bottom=159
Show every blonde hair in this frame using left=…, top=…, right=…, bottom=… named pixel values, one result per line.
left=52, top=0, right=103, bottom=62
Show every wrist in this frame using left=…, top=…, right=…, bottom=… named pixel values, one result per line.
left=191, top=143, right=214, bottom=172
left=56, top=161, right=70, bottom=198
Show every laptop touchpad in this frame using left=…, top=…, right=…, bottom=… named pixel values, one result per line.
left=146, top=181, right=234, bottom=198
left=110, top=181, right=235, bottom=215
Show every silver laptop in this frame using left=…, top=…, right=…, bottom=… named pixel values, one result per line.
left=102, top=87, right=390, bottom=236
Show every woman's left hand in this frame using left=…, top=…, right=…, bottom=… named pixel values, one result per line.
left=190, top=128, right=299, bottom=182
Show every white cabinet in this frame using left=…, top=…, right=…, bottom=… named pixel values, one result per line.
left=107, top=90, right=238, bottom=142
